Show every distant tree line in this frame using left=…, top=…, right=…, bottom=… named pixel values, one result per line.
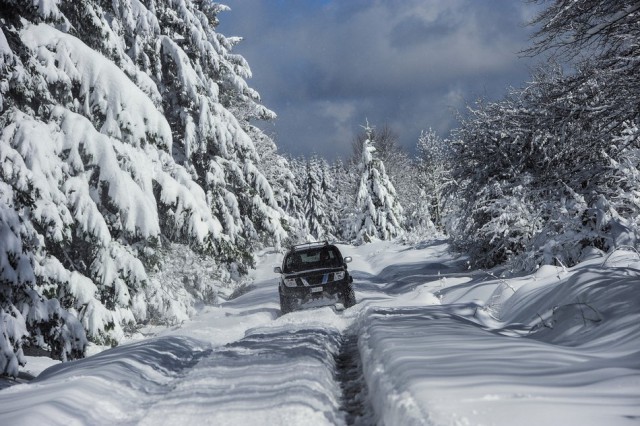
left=275, top=122, right=450, bottom=246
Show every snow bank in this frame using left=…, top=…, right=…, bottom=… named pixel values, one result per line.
left=357, top=252, right=640, bottom=426
left=0, top=336, right=210, bottom=425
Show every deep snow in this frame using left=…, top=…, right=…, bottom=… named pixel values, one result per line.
left=1, top=240, right=639, bottom=425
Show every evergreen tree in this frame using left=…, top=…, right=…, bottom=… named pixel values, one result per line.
left=352, top=123, right=404, bottom=243
left=414, top=129, right=452, bottom=232
left=319, top=158, right=339, bottom=239
left=0, top=0, right=285, bottom=373
left=252, top=130, right=298, bottom=245
left=350, top=123, right=413, bottom=215
left=303, top=158, right=322, bottom=240
left=302, top=156, right=334, bottom=241
left=331, top=159, right=357, bottom=240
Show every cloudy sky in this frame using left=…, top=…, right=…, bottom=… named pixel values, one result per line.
left=218, top=0, right=544, bottom=161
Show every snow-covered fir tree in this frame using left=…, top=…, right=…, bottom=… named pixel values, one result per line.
left=252, top=131, right=299, bottom=244
left=0, top=0, right=285, bottom=374
left=319, top=158, right=340, bottom=239
left=414, top=129, right=451, bottom=232
left=302, top=155, right=338, bottom=240
left=351, top=123, right=404, bottom=243
left=303, top=158, right=323, bottom=240
left=330, top=159, right=357, bottom=240
left=284, top=156, right=310, bottom=240
left=302, top=156, right=336, bottom=241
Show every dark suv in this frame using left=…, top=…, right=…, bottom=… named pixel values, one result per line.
left=274, top=242, right=356, bottom=314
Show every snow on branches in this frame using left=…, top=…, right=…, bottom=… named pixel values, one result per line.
left=449, top=0, right=640, bottom=269
left=352, top=123, right=404, bottom=243
left=0, top=0, right=287, bottom=372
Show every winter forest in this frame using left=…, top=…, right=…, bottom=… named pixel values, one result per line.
left=1, top=0, right=639, bottom=381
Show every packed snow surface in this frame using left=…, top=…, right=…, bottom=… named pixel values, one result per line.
left=1, top=240, right=639, bottom=425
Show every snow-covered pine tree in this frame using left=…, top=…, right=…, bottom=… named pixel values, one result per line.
left=414, top=129, right=451, bottom=232
left=319, top=158, right=339, bottom=239
left=282, top=156, right=309, bottom=241
left=331, top=159, right=357, bottom=240
left=0, top=0, right=285, bottom=372
left=108, top=0, right=287, bottom=264
left=352, top=123, right=404, bottom=243
left=252, top=128, right=301, bottom=245
left=350, top=123, right=413, bottom=215
left=302, top=156, right=333, bottom=241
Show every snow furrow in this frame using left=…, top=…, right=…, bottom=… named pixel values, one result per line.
left=334, top=330, right=374, bottom=426
left=138, top=325, right=347, bottom=425
left=0, top=336, right=212, bottom=425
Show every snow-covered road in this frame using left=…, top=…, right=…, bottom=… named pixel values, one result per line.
left=1, top=240, right=639, bottom=425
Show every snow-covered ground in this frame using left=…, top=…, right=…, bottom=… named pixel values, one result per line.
left=1, top=240, right=639, bottom=425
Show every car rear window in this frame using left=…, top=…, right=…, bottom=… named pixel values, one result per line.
left=284, top=247, right=342, bottom=272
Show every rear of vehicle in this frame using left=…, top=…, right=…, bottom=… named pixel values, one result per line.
left=275, top=243, right=356, bottom=314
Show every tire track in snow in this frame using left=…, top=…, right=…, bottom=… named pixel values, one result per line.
left=335, top=328, right=374, bottom=426
left=138, top=324, right=348, bottom=425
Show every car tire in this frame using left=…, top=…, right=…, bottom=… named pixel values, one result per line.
left=342, top=285, right=356, bottom=308
left=279, top=289, right=296, bottom=314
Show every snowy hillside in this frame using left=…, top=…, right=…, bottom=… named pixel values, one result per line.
left=1, top=240, right=638, bottom=425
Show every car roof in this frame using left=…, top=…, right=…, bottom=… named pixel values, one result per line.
left=288, top=241, right=338, bottom=253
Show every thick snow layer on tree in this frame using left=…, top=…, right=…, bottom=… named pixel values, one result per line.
left=21, top=23, right=173, bottom=151
left=352, top=128, right=405, bottom=243
left=0, top=73, right=225, bottom=355
left=1, top=241, right=638, bottom=425
left=1, top=0, right=289, bottom=375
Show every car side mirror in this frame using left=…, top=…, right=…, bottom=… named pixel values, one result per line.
left=343, top=256, right=352, bottom=264
left=273, top=266, right=282, bottom=274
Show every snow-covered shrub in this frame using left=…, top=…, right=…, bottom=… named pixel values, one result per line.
left=596, top=123, right=640, bottom=247
left=452, top=177, right=541, bottom=267
left=512, top=186, right=605, bottom=271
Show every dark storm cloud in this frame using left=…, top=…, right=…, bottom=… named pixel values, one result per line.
left=218, top=1, right=543, bottom=161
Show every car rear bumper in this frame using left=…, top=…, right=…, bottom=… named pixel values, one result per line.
left=281, top=279, right=349, bottom=297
